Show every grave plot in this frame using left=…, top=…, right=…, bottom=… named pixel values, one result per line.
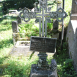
left=10, top=0, right=68, bottom=76
left=11, top=20, right=40, bottom=57
left=18, top=0, right=67, bottom=77
left=11, top=20, right=55, bottom=57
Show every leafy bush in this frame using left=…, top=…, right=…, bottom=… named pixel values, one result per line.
left=62, top=59, right=77, bottom=77
left=19, top=21, right=39, bottom=38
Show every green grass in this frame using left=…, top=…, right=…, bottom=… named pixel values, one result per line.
left=3, top=56, right=38, bottom=77
left=0, top=0, right=77, bottom=77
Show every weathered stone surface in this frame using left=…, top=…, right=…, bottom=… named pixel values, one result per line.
left=71, top=0, right=77, bottom=14
left=10, top=45, right=31, bottom=57
left=66, top=0, right=77, bottom=72
left=66, top=20, right=77, bottom=72
left=10, top=41, right=36, bottom=57
left=17, top=16, right=21, bottom=24
left=30, top=64, right=57, bottom=77
left=53, top=20, right=58, bottom=30
left=12, top=21, right=19, bottom=44
left=12, top=21, right=18, bottom=33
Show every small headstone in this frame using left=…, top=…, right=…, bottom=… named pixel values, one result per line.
left=12, top=21, right=18, bottom=33
left=12, top=21, right=19, bottom=44
left=53, top=0, right=62, bottom=31
left=17, top=16, right=21, bottom=24
left=53, top=20, right=58, bottom=30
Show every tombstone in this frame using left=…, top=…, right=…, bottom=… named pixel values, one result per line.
left=17, top=16, right=21, bottom=24
left=53, top=20, right=58, bottom=30
left=12, top=21, right=18, bottom=33
left=53, top=0, right=62, bottom=31
left=66, top=0, right=77, bottom=72
left=52, top=0, right=62, bottom=39
left=19, top=0, right=67, bottom=77
left=12, top=21, right=19, bottom=44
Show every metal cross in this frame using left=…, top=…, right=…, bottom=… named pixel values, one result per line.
left=19, top=0, right=67, bottom=37
left=19, top=0, right=67, bottom=70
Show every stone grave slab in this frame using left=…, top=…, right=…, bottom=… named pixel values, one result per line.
left=10, top=41, right=31, bottom=57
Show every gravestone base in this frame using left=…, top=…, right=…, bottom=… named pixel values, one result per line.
left=30, top=64, right=57, bottom=77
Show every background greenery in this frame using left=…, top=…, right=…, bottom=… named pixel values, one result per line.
left=1, top=0, right=38, bottom=14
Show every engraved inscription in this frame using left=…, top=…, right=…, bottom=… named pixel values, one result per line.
left=30, top=36, right=57, bottom=53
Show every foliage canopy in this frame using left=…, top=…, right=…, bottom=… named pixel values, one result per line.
left=2, top=0, right=38, bottom=14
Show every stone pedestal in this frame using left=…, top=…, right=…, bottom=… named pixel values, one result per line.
left=30, top=64, right=57, bottom=77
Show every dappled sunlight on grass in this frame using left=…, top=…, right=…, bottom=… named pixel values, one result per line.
left=0, top=17, right=17, bottom=25
left=0, top=29, right=13, bottom=56
left=1, top=55, right=38, bottom=77
left=0, top=46, right=13, bottom=58
left=0, top=38, right=13, bottom=49
left=0, top=29, right=12, bottom=37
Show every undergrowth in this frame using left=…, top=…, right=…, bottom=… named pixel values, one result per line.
left=55, top=40, right=77, bottom=77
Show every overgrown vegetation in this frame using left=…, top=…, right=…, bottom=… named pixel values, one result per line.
left=18, top=20, right=39, bottom=38
left=0, top=0, right=77, bottom=77
left=55, top=40, right=77, bottom=77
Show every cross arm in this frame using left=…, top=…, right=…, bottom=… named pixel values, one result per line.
left=49, top=8, right=67, bottom=22
left=19, top=7, right=36, bottom=22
